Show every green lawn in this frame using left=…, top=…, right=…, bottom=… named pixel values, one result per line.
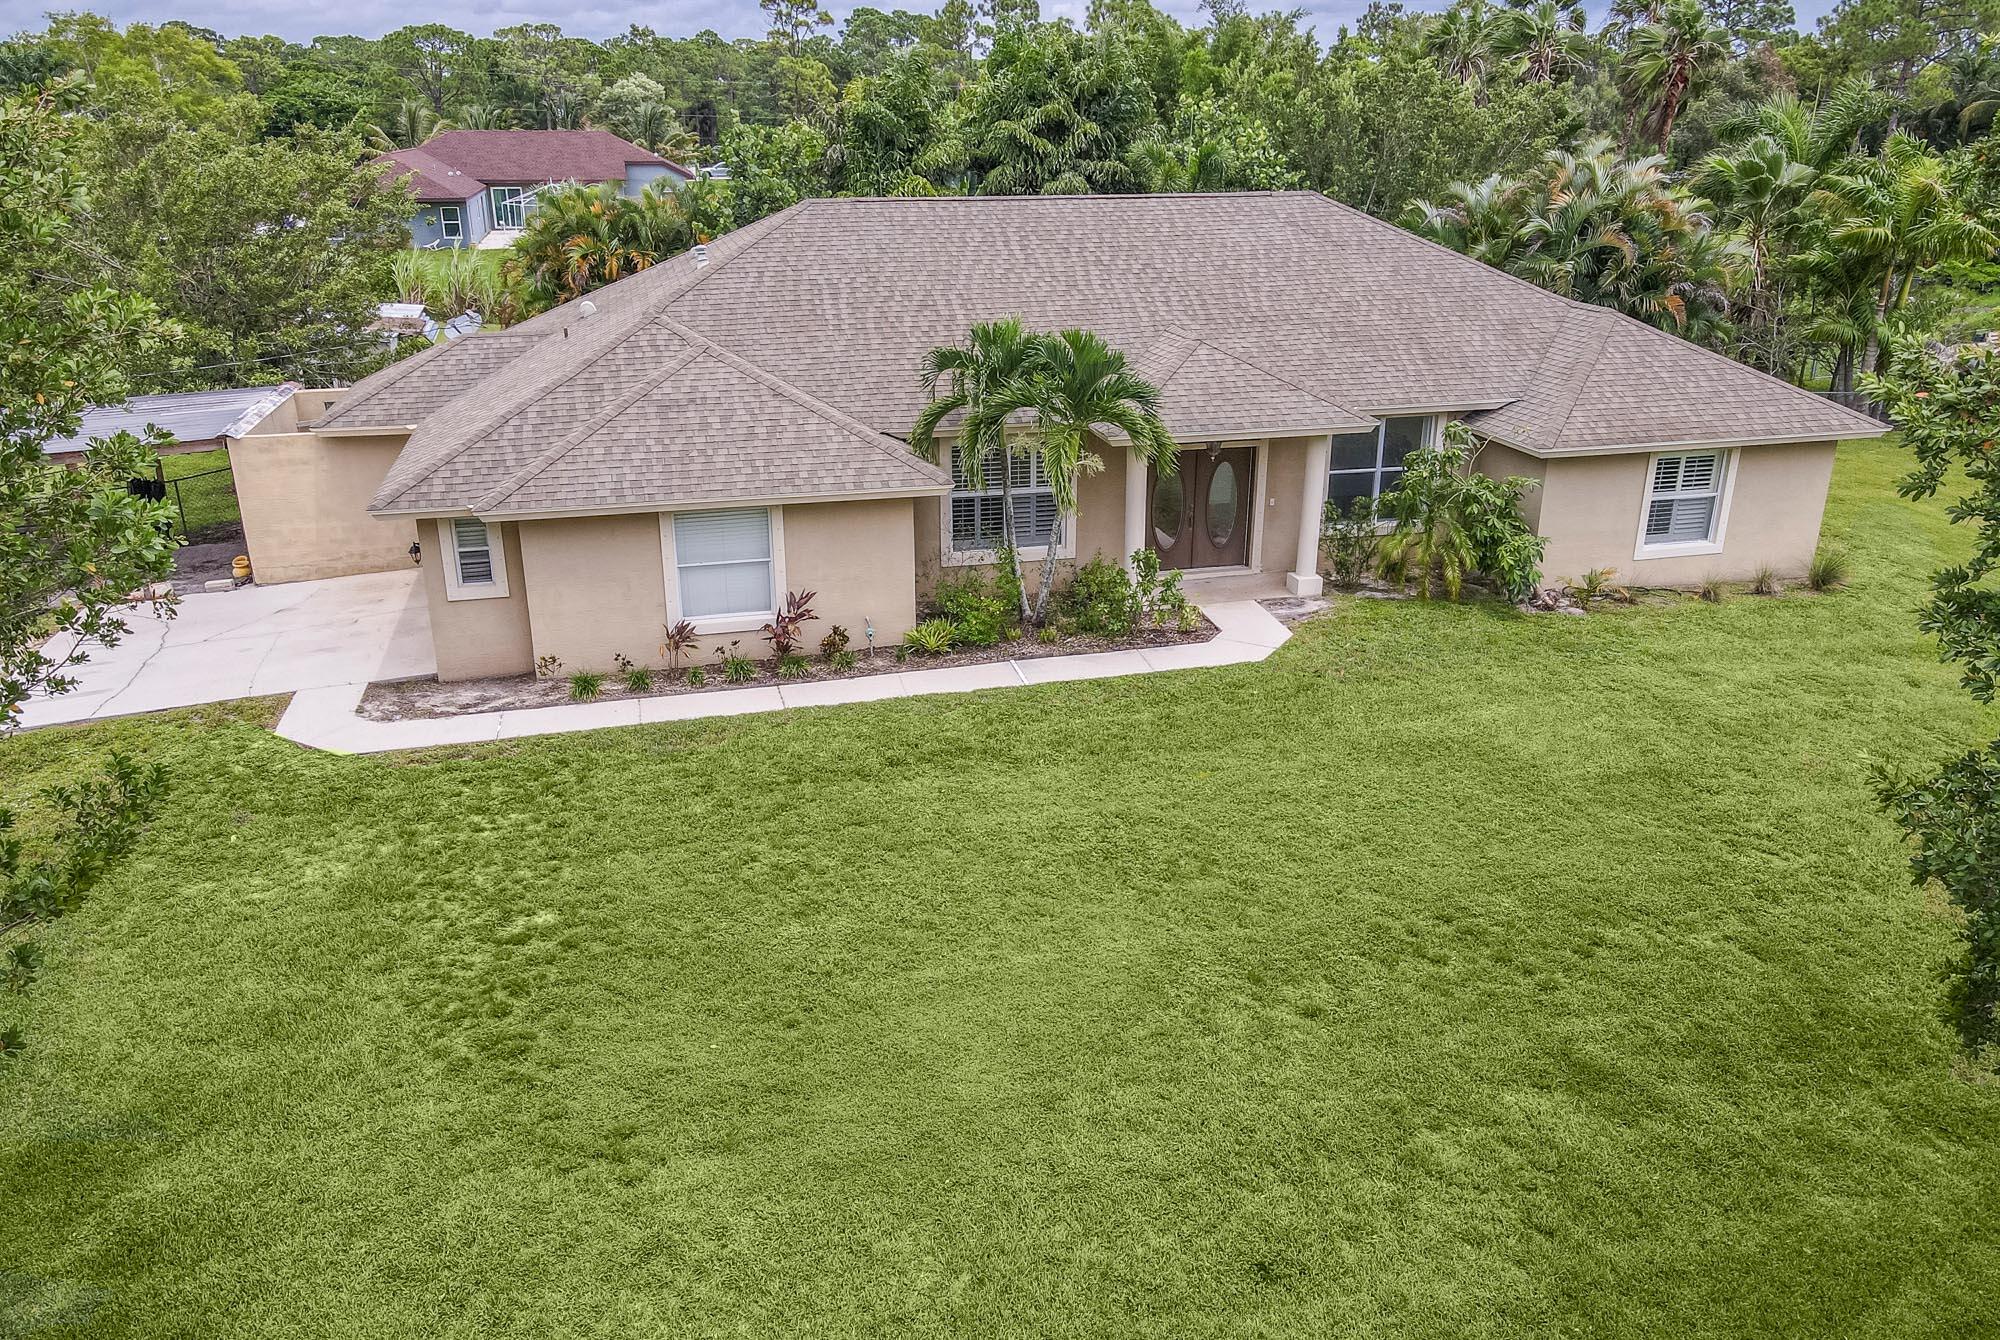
left=4, top=440, right=1999, bottom=1338
left=160, top=446, right=240, bottom=541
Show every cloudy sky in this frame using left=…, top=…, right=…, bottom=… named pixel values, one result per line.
left=24, top=0, right=1842, bottom=45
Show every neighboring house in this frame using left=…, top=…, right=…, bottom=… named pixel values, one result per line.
left=373, top=303, right=484, bottom=346
left=228, top=193, right=1887, bottom=682
left=375, top=130, right=694, bottom=250
left=43, top=383, right=300, bottom=465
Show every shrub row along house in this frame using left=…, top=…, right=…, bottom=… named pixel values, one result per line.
left=375, top=129, right=694, bottom=250
left=229, top=193, right=1886, bottom=681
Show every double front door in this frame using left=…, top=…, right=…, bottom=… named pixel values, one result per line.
left=1148, top=445, right=1252, bottom=570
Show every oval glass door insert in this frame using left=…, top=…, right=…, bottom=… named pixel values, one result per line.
left=1205, top=460, right=1238, bottom=546
left=1152, top=469, right=1184, bottom=548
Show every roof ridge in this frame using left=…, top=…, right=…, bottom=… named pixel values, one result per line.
left=1140, top=327, right=1201, bottom=385
left=473, top=338, right=703, bottom=512
left=1572, top=300, right=1892, bottom=441
left=373, top=307, right=659, bottom=509
left=1185, top=332, right=1368, bottom=421
left=656, top=316, right=948, bottom=480
left=1536, top=305, right=1616, bottom=449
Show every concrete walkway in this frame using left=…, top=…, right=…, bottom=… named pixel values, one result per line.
left=18, top=569, right=435, bottom=730
left=276, top=599, right=1293, bottom=755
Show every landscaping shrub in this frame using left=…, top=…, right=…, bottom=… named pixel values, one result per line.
left=1056, top=555, right=1136, bottom=637
left=819, top=626, right=850, bottom=660
left=1378, top=424, right=1545, bottom=601
left=568, top=671, right=605, bottom=701
left=903, top=619, right=958, bottom=655
left=1322, top=495, right=1380, bottom=590
left=762, top=590, right=818, bottom=659
left=1566, top=567, right=1616, bottom=609
left=1753, top=566, right=1781, bottom=596
left=930, top=571, right=1014, bottom=647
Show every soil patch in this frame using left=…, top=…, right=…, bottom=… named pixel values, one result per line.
left=359, top=615, right=1216, bottom=722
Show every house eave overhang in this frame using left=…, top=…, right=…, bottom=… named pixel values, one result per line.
left=1471, top=424, right=1891, bottom=458
left=371, top=483, right=953, bottom=522
left=310, top=424, right=418, bottom=438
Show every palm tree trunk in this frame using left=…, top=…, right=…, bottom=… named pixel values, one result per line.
left=1033, top=509, right=1067, bottom=625
left=1000, top=468, right=1031, bottom=624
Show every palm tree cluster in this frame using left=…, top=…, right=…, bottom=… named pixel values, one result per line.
left=1410, top=76, right=1997, bottom=390
left=911, top=320, right=1177, bottom=622
left=505, top=178, right=732, bottom=310
left=1408, top=136, right=1745, bottom=341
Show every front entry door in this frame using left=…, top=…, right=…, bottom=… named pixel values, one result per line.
left=1148, top=446, right=1253, bottom=569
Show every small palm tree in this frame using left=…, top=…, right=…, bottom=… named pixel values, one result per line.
left=1424, top=0, right=1502, bottom=89
left=368, top=98, right=451, bottom=151
left=910, top=319, right=1043, bottom=622
left=997, top=330, right=1178, bottom=623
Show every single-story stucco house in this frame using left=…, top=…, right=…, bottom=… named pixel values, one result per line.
left=228, top=192, right=1888, bottom=682
left=376, top=129, right=694, bottom=250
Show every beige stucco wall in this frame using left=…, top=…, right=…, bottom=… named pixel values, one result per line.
left=1261, top=437, right=1313, bottom=578
left=1535, top=441, right=1836, bottom=587
left=1470, top=440, right=1549, bottom=531
left=426, top=500, right=921, bottom=679
left=775, top=498, right=919, bottom=657
left=421, top=519, right=535, bottom=681
left=228, top=424, right=415, bottom=584
left=515, top=513, right=670, bottom=674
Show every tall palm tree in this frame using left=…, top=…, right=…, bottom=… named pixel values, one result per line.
left=1812, top=131, right=1999, bottom=375
left=1696, top=135, right=1815, bottom=369
left=993, top=330, right=1178, bottom=622
left=1498, top=0, right=1589, bottom=84
left=1625, top=0, right=1727, bottom=148
left=1424, top=0, right=1502, bottom=89
left=910, top=319, right=1043, bottom=621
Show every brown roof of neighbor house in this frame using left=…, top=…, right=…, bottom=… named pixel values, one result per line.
left=374, top=130, right=689, bottom=203
left=334, top=192, right=1887, bottom=519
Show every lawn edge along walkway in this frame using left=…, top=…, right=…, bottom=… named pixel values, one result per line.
left=275, top=599, right=1292, bottom=754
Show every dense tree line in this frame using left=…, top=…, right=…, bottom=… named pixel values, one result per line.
left=4, top=0, right=2000, bottom=391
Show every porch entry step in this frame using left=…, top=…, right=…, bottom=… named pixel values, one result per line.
left=275, top=598, right=1293, bottom=755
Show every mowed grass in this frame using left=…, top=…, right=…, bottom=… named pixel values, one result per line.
left=3, top=440, right=1999, bottom=1338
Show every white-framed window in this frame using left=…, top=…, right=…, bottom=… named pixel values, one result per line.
left=673, top=507, right=776, bottom=622
left=489, top=185, right=527, bottom=229
left=1326, top=415, right=1435, bottom=515
left=1638, top=451, right=1732, bottom=555
left=437, top=205, right=463, bottom=244
left=949, top=450, right=1058, bottom=553
left=439, top=516, right=509, bottom=601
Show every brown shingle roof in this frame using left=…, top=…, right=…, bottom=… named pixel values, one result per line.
left=341, top=192, right=1887, bottom=518
left=373, top=131, right=685, bottom=200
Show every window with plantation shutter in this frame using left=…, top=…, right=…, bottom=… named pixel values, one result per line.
left=949, top=450, right=1057, bottom=552
left=1641, top=452, right=1726, bottom=549
left=675, top=508, right=775, bottom=619
left=452, top=518, right=494, bottom=584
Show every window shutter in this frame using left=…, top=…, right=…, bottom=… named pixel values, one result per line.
left=452, top=518, right=493, bottom=584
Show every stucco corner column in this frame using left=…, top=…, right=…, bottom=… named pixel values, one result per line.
left=1287, top=435, right=1331, bottom=596
left=1122, top=452, right=1147, bottom=572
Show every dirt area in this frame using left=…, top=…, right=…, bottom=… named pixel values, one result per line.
left=171, top=527, right=246, bottom=588
left=358, top=615, right=1216, bottom=722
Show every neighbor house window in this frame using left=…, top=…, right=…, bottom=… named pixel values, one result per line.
left=1641, top=451, right=1727, bottom=548
left=438, top=205, right=463, bottom=244
left=949, top=450, right=1057, bottom=552
left=440, top=516, right=508, bottom=600
left=1326, top=415, right=1433, bottom=513
left=490, top=186, right=527, bottom=229
left=675, top=508, right=775, bottom=620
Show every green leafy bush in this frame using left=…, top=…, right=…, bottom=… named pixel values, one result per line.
left=1377, top=424, right=1545, bottom=601
left=569, top=671, right=605, bottom=701
left=829, top=649, right=857, bottom=671
left=1322, top=495, right=1380, bottom=590
left=684, top=667, right=706, bottom=688
left=930, top=571, right=1015, bottom=646
left=1056, top=555, right=1136, bottom=637
left=722, top=654, right=757, bottom=684
left=777, top=654, right=810, bottom=679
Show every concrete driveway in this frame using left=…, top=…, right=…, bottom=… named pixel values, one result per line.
left=19, top=568, right=434, bottom=729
